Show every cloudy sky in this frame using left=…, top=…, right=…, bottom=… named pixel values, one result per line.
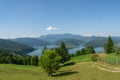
left=0, top=0, right=120, bottom=38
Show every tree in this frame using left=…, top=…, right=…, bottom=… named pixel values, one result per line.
left=104, top=36, right=114, bottom=53
left=23, top=57, right=27, bottom=65
left=40, top=50, right=61, bottom=76
left=80, top=48, right=87, bottom=55
left=91, top=54, right=99, bottom=61
left=8, top=54, right=14, bottom=64
left=86, top=45, right=95, bottom=54
left=26, top=56, right=31, bottom=65
left=55, top=42, right=70, bottom=64
left=31, top=55, right=39, bottom=66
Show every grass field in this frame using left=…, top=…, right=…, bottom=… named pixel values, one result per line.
left=0, top=54, right=120, bottom=80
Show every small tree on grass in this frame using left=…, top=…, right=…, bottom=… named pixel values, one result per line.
left=40, top=50, right=61, bottom=76
left=91, top=54, right=99, bottom=61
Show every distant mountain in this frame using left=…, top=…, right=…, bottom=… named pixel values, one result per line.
left=84, top=36, right=120, bottom=47
left=0, top=39, right=34, bottom=55
left=84, top=37, right=107, bottom=47
left=53, top=38, right=85, bottom=46
left=39, top=33, right=96, bottom=42
left=39, top=33, right=88, bottom=46
left=10, top=38, right=51, bottom=47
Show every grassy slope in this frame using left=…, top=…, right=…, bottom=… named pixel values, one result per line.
left=70, top=54, right=91, bottom=62
left=105, top=53, right=120, bottom=61
left=0, top=54, right=120, bottom=80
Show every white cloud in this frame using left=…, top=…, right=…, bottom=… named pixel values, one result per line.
left=46, top=26, right=57, bottom=31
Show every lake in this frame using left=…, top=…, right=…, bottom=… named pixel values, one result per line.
left=28, top=45, right=104, bottom=56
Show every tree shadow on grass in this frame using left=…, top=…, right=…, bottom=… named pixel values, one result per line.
left=62, top=62, right=75, bottom=67
left=52, top=71, right=78, bottom=77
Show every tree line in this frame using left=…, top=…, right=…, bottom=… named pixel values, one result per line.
left=0, top=50, right=39, bottom=66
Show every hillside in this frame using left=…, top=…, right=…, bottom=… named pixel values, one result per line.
left=85, top=37, right=120, bottom=47
left=0, top=39, right=34, bottom=55
left=10, top=38, right=51, bottom=47
left=85, top=37, right=107, bottom=47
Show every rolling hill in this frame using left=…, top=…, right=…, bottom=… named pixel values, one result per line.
left=85, top=37, right=107, bottom=47
left=0, top=39, right=34, bottom=55
left=10, top=38, right=51, bottom=47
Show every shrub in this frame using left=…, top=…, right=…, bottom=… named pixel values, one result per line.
left=91, top=54, right=99, bottom=61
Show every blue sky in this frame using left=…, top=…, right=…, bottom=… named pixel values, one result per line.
left=0, top=0, right=120, bottom=38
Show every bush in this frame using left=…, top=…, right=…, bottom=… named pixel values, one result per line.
left=91, top=54, right=99, bottom=61
left=40, top=50, right=61, bottom=76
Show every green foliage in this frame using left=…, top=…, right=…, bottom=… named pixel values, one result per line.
left=91, top=54, right=99, bottom=61
left=75, top=46, right=95, bottom=56
left=0, top=51, right=25, bottom=65
left=104, top=36, right=115, bottom=54
left=31, top=55, right=39, bottom=66
left=40, top=50, right=61, bottom=76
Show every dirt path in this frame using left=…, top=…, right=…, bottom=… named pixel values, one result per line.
left=94, top=63, right=120, bottom=72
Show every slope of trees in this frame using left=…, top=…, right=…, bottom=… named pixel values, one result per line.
left=0, top=39, right=35, bottom=55
left=0, top=50, right=38, bottom=66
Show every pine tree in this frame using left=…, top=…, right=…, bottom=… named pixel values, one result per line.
left=55, top=42, right=70, bottom=64
left=104, top=36, right=114, bottom=53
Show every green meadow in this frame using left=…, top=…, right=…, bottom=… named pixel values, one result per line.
left=0, top=54, right=120, bottom=80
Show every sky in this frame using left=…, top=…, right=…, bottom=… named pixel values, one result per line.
left=0, top=0, right=120, bottom=38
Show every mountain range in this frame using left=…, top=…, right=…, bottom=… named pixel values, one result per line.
left=9, top=33, right=120, bottom=48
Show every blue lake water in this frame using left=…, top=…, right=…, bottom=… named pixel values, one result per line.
left=28, top=45, right=104, bottom=56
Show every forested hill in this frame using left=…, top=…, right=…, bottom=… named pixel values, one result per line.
left=10, top=38, right=51, bottom=47
left=0, top=39, right=34, bottom=55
